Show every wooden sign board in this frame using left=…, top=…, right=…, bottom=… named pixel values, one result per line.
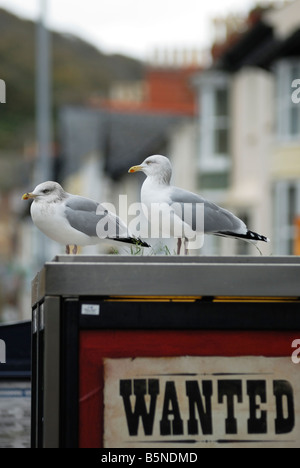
left=104, top=356, right=300, bottom=448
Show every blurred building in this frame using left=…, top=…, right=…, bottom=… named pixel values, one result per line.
left=265, top=1, right=300, bottom=254
left=58, top=51, right=202, bottom=252
left=0, top=152, right=32, bottom=322
left=12, top=50, right=202, bottom=320
left=193, top=0, right=300, bottom=255
left=6, top=1, right=300, bottom=322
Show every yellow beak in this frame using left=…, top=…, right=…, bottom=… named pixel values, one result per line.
left=128, top=165, right=143, bottom=174
left=22, top=192, right=36, bottom=200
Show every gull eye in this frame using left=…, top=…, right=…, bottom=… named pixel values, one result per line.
left=42, top=189, right=50, bottom=194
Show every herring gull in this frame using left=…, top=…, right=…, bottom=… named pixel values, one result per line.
left=22, top=181, right=150, bottom=254
left=129, top=155, right=269, bottom=254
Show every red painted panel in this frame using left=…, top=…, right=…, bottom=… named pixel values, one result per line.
left=79, top=330, right=297, bottom=448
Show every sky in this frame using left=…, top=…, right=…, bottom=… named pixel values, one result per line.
left=0, top=0, right=278, bottom=61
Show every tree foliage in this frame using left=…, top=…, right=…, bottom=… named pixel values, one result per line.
left=0, top=9, right=144, bottom=150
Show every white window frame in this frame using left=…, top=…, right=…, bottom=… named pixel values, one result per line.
left=198, top=71, right=231, bottom=172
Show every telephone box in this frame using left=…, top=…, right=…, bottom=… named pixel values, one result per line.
left=31, top=256, right=300, bottom=448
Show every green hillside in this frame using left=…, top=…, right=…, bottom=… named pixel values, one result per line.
left=0, top=8, right=144, bottom=150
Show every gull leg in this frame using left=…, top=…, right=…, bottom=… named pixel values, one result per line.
left=66, top=245, right=70, bottom=255
left=72, top=245, right=78, bottom=255
left=177, top=238, right=182, bottom=255
left=184, top=238, right=189, bottom=256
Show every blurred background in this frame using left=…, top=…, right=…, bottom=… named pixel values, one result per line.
left=0, top=0, right=299, bottom=322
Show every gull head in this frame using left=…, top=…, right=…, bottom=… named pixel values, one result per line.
left=22, top=181, right=67, bottom=203
left=129, top=155, right=172, bottom=184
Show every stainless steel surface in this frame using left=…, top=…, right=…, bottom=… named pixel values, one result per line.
left=32, top=256, right=300, bottom=305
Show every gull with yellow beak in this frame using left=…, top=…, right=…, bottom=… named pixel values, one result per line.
left=22, top=181, right=150, bottom=254
left=129, top=155, right=269, bottom=254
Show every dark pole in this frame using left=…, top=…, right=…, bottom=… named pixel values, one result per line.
left=35, top=0, right=53, bottom=265
left=36, top=0, right=52, bottom=183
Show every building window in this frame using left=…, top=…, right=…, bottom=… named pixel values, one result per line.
left=214, top=88, right=230, bottom=154
left=276, top=59, right=300, bottom=141
left=198, top=172, right=229, bottom=190
left=198, top=72, right=231, bottom=182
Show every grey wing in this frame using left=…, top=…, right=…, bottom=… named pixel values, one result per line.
left=65, top=196, right=129, bottom=238
left=169, top=187, right=246, bottom=234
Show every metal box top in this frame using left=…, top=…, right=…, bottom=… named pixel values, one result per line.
left=31, top=256, right=300, bottom=306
